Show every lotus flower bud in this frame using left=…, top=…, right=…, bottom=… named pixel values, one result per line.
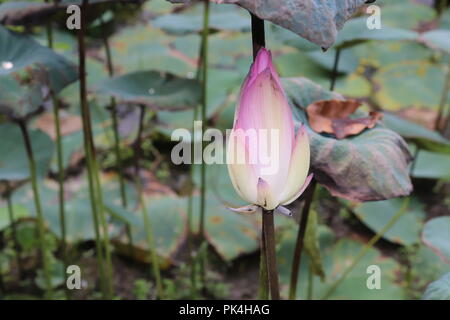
left=227, top=48, right=312, bottom=214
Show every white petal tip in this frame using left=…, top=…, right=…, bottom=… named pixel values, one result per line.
left=228, top=205, right=259, bottom=214
left=275, top=206, right=292, bottom=217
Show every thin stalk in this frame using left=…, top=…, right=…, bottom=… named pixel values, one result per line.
left=321, top=197, right=410, bottom=300
left=444, top=112, right=450, bottom=135
left=100, top=16, right=133, bottom=259
left=134, top=105, right=163, bottom=299
left=437, top=0, right=448, bottom=16
left=262, top=209, right=280, bottom=300
left=258, top=219, right=269, bottom=299
left=409, top=144, right=420, bottom=175
left=17, top=120, right=53, bottom=299
left=435, top=59, right=450, bottom=131
left=5, top=182, right=22, bottom=279
left=330, top=48, right=341, bottom=91
left=187, top=107, right=199, bottom=295
left=45, top=20, right=68, bottom=287
left=288, top=180, right=316, bottom=300
left=101, top=18, right=127, bottom=209
left=251, top=13, right=265, bottom=59
left=77, top=0, right=108, bottom=298
left=198, top=0, right=210, bottom=283
left=187, top=10, right=204, bottom=294
left=91, top=150, right=114, bottom=297
left=307, top=262, right=314, bottom=300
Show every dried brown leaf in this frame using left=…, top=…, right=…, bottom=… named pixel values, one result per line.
left=306, top=99, right=383, bottom=139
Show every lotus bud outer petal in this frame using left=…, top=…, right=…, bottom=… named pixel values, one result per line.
left=227, top=132, right=258, bottom=204
left=234, top=69, right=294, bottom=193
left=275, top=205, right=292, bottom=217
left=227, top=205, right=260, bottom=214
left=257, top=177, right=278, bottom=210
left=279, top=125, right=311, bottom=205
left=281, top=173, right=314, bottom=206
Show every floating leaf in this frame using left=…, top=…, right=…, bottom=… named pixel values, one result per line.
left=381, top=1, right=436, bottom=29
left=0, top=123, right=54, bottom=181
left=152, top=7, right=250, bottom=34
left=0, top=1, right=57, bottom=26
left=0, top=25, right=77, bottom=118
left=306, top=99, right=383, bottom=139
left=282, top=77, right=413, bottom=202
left=0, top=0, right=137, bottom=26
left=382, top=112, right=450, bottom=155
left=419, top=29, right=450, bottom=53
left=0, top=204, right=29, bottom=231
left=422, top=272, right=450, bottom=300
left=412, top=245, right=450, bottom=292
left=277, top=224, right=405, bottom=299
left=0, top=25, right=77, bottom=93
left=422, top=217, right=450, bottom=265
left=334, top=17, right=417, bottom=49
left=95, top=71, right=201, bottom=111
left=118, top=196, right=187, bottom=266
left=307, top=49, right=359, bottom=74
left=373, top=61, right=447, bottom=111
left=109, top=25, right=194, bottom=76
left=202, top=196, right=259, bottom=261
left=350, top=197, right=425, bottom=246
left=412, top=150, right=450, bottom=180
left=304, top=209, right=325, bottom=280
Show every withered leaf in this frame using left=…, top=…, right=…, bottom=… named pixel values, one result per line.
left=306, top=99, right=383, bottom=139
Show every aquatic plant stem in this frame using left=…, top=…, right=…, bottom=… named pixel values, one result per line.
left=100, top=18, right=134, bottom=256
left=134, top=105, right=163, bottom=299
left=17, top=120, right=53, bottom=299
left=258, top=220, right=269, bottom=299
left=101, top=19, right=128, bottom=209
left=330, top=48, right=341, bottom=91
left=262, top=209, right=280, bottom=300
left=45, top=19, right=68, bottom=286
left=251, top=13, right=265, bottom=58
left=199, top=0, right=210, bottom=284
left=307, top=262, right=314, bottom=300
left=435, top=60, right=450, bottom=131
left=77, top=0, right=108, bottom=299
left=288, top=180, right=316, bottom=300
left=4, top=182, right=22, bottom=279
left=321, top=197, right=410, bottom=300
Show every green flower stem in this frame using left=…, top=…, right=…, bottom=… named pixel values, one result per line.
left=101, top=18, right=128, bottom=210
left=199, top=0, right=210, bottom=284
left=45, top=20, right=68, bottom=288
left=5, top=181, right=22, bottom=279
left=100, top=17, right=134, bottom=258
left=288, top=180, right=316, bottom=300
left=321, top=197, right=410, bottom=300
left=91, top=152, right=114, bottom=297
left=77, top=0, right=108, bottom=299
left=262, top=209, right=280, bottom=300
left=409, top=144, right=420, bottom=175
left=258, top=221, right=269, bottom=299
left=17, top=120, right=53, bottom=299
left=435, top=59, right=450, bottom=131
left=307, top=262, right=314, bottom=300
left=134, top=105, right=163, bottom=299
left=187, top=108, right=199, bottom=296
left=330, top=48, right=341, bottom=91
